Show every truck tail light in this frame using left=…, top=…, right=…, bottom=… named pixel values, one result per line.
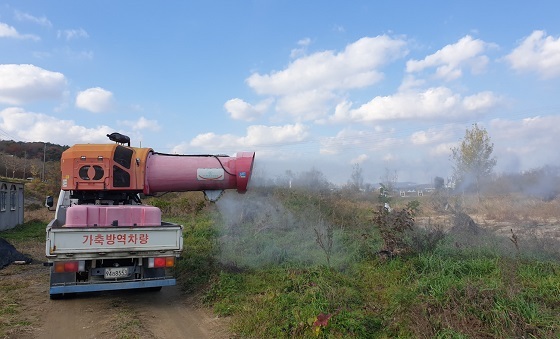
left=148, top=257, right=175, bottom=268
left=54, top=260, right=86, bottom=273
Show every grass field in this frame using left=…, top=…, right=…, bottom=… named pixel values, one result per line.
left=2, top=188, right=559, bottom=338
left=0, top=220, right=46, bottom=338
left=173, top=188, right=560, bottom=338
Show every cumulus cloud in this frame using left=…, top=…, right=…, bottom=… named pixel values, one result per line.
left=0, top=22, right=39, bottom=40
left=328, top=87, right=501, bottom=123
left=248, top=35, right=407, bottom=95
left=239, top=35, right=408, bottom=121
left=0, top=64, right=66, bottom=105
left=0, top=107, right=114, bottom=145
left=173, top=123, right=309, bottom=154
left=504, top=30, right=560, bottom=78
left=276, top=89, right=336, bottom=121
left=118, top=116, right=161, bottom=131
left=406, top=35, right=492, bottom=80
left=75, top=87, right=115, bottom=113
left=224, top=98, right=273, bottom=121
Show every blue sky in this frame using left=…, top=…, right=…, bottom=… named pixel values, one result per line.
left=1, top=1, right=560, bottom=185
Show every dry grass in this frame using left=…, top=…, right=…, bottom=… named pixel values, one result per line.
left=415, top=192, right=560, bottom=225
left=23, top=207, right=53, bottom=224
left=480, top=194, right=560, bottom=222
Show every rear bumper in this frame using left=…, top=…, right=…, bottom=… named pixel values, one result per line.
left=49, top=277, right=176, bottom=295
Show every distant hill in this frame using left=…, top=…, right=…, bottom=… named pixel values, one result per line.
left=0, top=140, right=68, bottom=162
left=0, top=140, right=68, bottom=185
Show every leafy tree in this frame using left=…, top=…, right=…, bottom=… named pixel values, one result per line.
left=451, top=123, right=496, bottom=195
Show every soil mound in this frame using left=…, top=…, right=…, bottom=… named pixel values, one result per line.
left=0, top=237, right=32, bottom=269
left=449, top=212, right=481, bottom=235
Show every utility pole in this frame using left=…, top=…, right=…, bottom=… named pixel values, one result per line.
left=42, top=143, right=46, bottom=182
left=23, top=151, right=26, bottom=180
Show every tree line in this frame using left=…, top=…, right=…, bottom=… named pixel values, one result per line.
left=0, top=140, right=67, bottom=180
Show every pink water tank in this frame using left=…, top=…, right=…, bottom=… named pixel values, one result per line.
left=64, top=205, right=161, bottom=227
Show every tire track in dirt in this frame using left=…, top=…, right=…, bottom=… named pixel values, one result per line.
left=1, top=262, right=230, bottom=339
left=33, top=286, right=230, bottom=339
left=126, top=286, right=231, bottom=339
left=36, top=294, right=118, bottom=339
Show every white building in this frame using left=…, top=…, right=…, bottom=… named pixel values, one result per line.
left=0, top=179, right=24, bottom=231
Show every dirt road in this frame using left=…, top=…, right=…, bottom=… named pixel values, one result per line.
left=1, top=256, right=231, bottom=339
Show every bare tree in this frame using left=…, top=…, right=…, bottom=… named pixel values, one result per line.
left=350, top=163, right=364, bottom=190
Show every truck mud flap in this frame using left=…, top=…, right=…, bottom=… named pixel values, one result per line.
left=49, top=278, right=176, bottom=296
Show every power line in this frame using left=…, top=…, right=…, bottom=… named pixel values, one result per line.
left=0, top=126, right=17, bottom=141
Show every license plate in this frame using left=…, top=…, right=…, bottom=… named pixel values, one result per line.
left=104, top=267, right=129, bottom=279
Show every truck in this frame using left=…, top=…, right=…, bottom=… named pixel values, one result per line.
left=45, top=134, right=254, bottom=299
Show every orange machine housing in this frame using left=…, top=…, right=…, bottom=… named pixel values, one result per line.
left=61, top=144, right=152, bottom=192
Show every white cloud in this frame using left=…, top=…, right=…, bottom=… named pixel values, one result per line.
left=491, top=115, right=560, bottom=143
left=290, top=37, right=311, bottom=58
left=398, top=74, right=426, bottom=91
left=173, top=123, right=309, bottom=154
left=410, top=126, right=454, bottom=145
left=0, top=64, right=66, bottom=105
left=240, top=35, right=408, bottom=122
left=429, top=142, right=455, bottom=157
left=351, top=154, right=368, bottom=164
left=57, top=28, right=89, bottom=40
left=75, top=87, right=115, bottom=113
left=382, top=153, right=398, bottom=163
left=0, top=22, right=39, bottom=40
left=319, top=127, right=399, bottom=155
left=0, top=107, right=114, bottom=145
left=320, top=128, right=370, bottom=155
left=14, top=11, right=52, bottom=27
left=248, top=35, right=407, bottom=96
left=462, top=91, right=499, bottom=111
left=490, top=115, right=560, bottom=171
left=242, top=124, right=309, bottom=145
left=329, top=87, right=501, bottom=123
left=504, top=30, right=560, bottom=78
left=406, top=35, right=492, bottom=80
left=118, top=116, right=161, bottom=132
left=276, top=89, right=336, bottom=121
left=224, top=98, right=273, bottom=121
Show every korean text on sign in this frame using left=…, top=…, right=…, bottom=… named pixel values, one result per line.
left=83, top=233, right=149, bottom=246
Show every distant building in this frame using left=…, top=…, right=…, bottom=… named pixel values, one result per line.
left=0, top=179, right=24, bottom=231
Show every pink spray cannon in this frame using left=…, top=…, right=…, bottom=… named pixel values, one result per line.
left=143, top=151, right=255, bottom=201
left=60, top=142, right=255, bottom=202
